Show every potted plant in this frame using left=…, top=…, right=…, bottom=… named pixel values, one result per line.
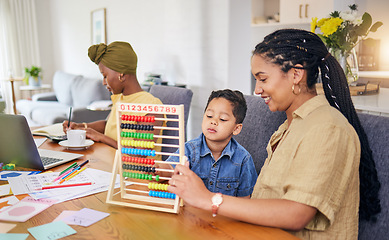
left=24, top=65, right=42, bottom=86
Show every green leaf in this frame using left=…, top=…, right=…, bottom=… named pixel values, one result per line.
left=370, top=21, right=383, bottom=32
left=356, top=13, right=372, bottom=36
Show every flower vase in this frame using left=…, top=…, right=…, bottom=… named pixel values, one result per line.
left=330, top=48, right=359, bottom=85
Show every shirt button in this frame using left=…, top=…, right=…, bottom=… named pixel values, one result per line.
left=209, top=181, right=213, bottom=185
left=227, top=184, right=231, bottom=189
left=212, top=164, right=216, bottom=168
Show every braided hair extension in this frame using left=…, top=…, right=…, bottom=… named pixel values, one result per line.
left=253, top=29, right=381, bottom=222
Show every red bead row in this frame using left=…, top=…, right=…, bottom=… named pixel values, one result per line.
left=121, top=115, right=155, bottom=122
left=122, top=156, right=155, bottom=165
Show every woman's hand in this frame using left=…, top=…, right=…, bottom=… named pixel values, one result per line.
left=168, top=161, right=213, bottom=211
left=62, top=121, right=84, bottom=133
left=84, top=127, right=105, bottom=142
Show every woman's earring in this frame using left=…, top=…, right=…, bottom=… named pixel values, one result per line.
left=118, top=74, right=124, bottom=82
left=292, top=84, right=301, bottom=95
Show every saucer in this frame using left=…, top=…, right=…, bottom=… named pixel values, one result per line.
left=59, top=139, right=94, bottom=150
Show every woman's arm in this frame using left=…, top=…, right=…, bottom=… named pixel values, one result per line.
left=168, top=163, right=317, bottom=231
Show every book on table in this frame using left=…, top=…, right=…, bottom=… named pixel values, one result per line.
left=32, top=123, right=67, bottom=141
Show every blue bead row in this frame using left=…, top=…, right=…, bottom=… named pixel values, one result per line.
left=149, top=190, right=176, bottom=199
left=121, top=148, right=156, bottom=156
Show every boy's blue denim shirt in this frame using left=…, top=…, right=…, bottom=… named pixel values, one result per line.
left=166, top=133, right=258, bottom=197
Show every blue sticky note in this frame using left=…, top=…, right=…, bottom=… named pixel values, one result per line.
left=28, top=221, right=76, bottom=240
left=0, top=233, right=29, bottom=240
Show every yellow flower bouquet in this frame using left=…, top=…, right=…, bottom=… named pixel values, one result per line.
left=311, top=4, right=383, bottom=54
left=311, top=4, right=382, bottom=83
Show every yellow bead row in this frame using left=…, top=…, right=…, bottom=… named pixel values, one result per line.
left=121, top=140, right=155, bottom=148
left=148, top=182, right=169, bottom=191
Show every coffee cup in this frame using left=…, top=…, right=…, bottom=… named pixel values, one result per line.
left=67, top=129, right=86, bottom=146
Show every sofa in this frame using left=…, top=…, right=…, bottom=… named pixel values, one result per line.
left=16, top=71, right=112, bottom=126
left=233, top=94, right=389, bottom=240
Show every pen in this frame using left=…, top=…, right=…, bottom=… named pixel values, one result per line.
left=78, top=159, right=89, bottom=168
left=36, top=182, right=93, bottom=190
left=59, top=167, right=87, bottom=184
left=67, top=107, right=72, bottom=128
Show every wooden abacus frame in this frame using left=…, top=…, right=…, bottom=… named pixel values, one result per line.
left=106, top=102, right=185, bottom=214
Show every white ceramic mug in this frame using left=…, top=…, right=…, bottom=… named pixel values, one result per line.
left=67, top=129, right=86, bottom=146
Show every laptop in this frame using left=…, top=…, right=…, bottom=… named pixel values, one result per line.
left=0, top=114, right=83, bottom=170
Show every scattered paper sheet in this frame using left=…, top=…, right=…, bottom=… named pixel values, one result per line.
left=28, top=221, right=76, bottom=240
left=0, top=222, right=17, bottom=233
left=0, top=233, right=29, bottom=240
left=34, top=138, right=46, bottom=147
left=0, top=184, right=12, bottom=197
left=62, top=208, right=110, bottom=227
left=52, top=210, right=78, bottom=222
left=0, top=197, right=56, bottom=222
left=8, top=168, right=121, bottom=203
left=0, top=195, right=20, bottom=212
left=0, top=171, right=41, bottom=181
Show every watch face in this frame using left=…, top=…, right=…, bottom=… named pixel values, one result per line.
left=212, top=194, right=223, bottom=205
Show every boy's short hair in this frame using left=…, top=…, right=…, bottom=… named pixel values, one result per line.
left=205, top=89, right=247, bottom=124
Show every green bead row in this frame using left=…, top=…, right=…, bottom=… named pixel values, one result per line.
left=120, top=131, right=154, bottom=140
left=123, top=171, right=160, bottom=181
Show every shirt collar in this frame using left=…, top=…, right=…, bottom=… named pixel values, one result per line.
left=292, top=95, right=329, bottom=119
left=200, top=133, right=235, bottom=160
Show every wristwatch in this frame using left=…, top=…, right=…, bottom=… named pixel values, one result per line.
left=211, top=193, right=223, bottom=217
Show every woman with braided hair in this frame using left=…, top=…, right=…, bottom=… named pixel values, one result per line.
left=168, top=29, right=380, bottom=239
left=62, top=41, right=163, bottom=149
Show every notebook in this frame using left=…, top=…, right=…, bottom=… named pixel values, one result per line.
left=0, top=114, right=83, bottom=170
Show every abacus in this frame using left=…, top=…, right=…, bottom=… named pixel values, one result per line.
left=106, top=103, right=185, bottom=214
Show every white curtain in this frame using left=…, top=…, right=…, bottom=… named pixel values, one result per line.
left=0, top=0, right=40, bottom=114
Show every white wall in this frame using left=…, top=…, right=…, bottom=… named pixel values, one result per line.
left=356, top=0, right=389, bottom=70
left=34, top=0, right=252, bottom=139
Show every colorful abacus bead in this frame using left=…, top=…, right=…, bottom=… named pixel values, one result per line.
left=121, top=148, right=156, bottom=157
left=148, top=190, right=176, bottom=199
left=123, top=172, right=156, bottom=181
left=148, top=182, right=168, bottom=191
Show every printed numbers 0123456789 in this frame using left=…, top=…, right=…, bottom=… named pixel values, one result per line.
left=120, top=104, right=176, bottom=113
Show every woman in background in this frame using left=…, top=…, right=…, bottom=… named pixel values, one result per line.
left=63, top=41, right=162, bottom=149
left=168, top=29, right=380, bottom=239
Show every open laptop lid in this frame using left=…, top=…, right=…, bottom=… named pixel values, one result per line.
left=0, top=114, right=47, bottom=170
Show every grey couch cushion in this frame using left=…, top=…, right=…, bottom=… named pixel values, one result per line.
left=70, top=77, right=111, bottom=107
left=53, top=71, right=82, bottom=106
left=358, top=113, right=389, bottom=239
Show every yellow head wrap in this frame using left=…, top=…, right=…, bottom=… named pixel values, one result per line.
left=88, top=41, right=137, bottom=75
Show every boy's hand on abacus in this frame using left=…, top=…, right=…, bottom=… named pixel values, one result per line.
left=168, top=161, right=213, bottom=211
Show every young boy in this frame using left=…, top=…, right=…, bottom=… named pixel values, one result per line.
left=166, top=89, right=257, bottom=197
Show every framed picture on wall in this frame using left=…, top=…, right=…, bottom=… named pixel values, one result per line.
left=91, top=8, right=106, bottom=44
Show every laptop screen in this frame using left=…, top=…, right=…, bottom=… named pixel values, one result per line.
left=0, top=114, right=46, bottom=170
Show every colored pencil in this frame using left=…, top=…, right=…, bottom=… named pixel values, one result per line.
left=59, top=162, right=77, bottom=175
left=36, top=182, right=93, bottom=190
left=59, top=167, right=87, bottom=184
left=53, top=163, right=78, bottom=182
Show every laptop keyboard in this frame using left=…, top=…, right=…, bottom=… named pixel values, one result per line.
left=41, top=156, right=64, bottom=166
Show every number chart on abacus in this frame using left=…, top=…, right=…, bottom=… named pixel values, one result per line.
left=106, top=103, right=185, bottom=214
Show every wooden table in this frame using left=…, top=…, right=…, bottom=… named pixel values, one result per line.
left=2, top=138, right=298, bottom=240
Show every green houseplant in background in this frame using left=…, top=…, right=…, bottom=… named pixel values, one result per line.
left=311, top=4, right=383, bottom=84
left=24, top=65, right=42, bottom=86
